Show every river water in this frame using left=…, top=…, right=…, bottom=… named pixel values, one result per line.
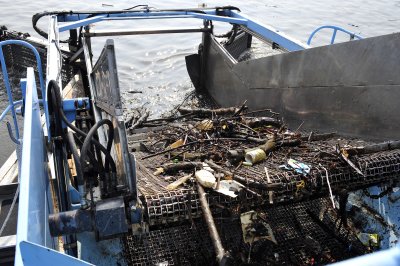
left=0, top=0, right=399, bottom=164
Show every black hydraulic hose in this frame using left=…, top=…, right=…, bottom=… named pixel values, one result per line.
left=73, top=133, right=105, bottom=174
left=80, top=119, right=115, bottom=173
left=66, top=132, right=84, bottom=186
left=48, top=81, right=92, bottom=136
left=47, top=80, right=116, bottom=173
left=32, top=11, right=62, bottom=39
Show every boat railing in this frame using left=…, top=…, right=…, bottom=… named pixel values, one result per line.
left=307, top=25, right=363, bottom=45
left=0, top=40, right=78, bottom=264
left=0, top=40, right=46, bottom=145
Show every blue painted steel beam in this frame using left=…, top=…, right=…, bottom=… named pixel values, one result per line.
left=15, top=68, right=54, bottom=265
left=59, top=15, right=106, bottom=32
left=59, top=12, right=196, bottom=32
left=19, top=241, right=93, bottom=266
left=188, top=12, right=247, bottom=25
left=57, top=9, right=219, bottom=22
left=59, top=11, right=202, bottom=31
left=56, top=8, right=305, bottom=53
left=58, top=10, right=248, bottom=32
left=56, top=8, right=307, bottom=52
left=101, top=15, right=195, bottom=21
left=229, top=10, right=308, bottom=51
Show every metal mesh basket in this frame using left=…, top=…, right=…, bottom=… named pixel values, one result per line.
left=124, top=197, right=367, bottom=265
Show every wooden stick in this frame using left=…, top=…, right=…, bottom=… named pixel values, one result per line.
left=345, top=140, right=400, bottom=156
left=166, top=174, right=193, bottom=190
left=178, top=107, right=240, bottom=116
left=141, top=138, right=246, bottom=160
left=197, top=183, right=230, bottom=263
left=128, top=111, right=150, bottom=132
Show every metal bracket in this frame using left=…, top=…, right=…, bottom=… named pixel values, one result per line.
left=62, top=97, right=90, bottom=127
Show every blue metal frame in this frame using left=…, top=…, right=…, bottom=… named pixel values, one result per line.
left=0, top=40, right=47, bottom=140
left=55, top=9, right=308, bottom=52
left=0, top=100, right=22, bottom=123
left=57, top=11, right=248, bottom=32
left=331, top=245, right=400, bottom=266
left=229, top=10, right=308, bottom=51
left=19, top=241, right=93, bottom=266
left=14, top=68, right=54, bottom=265
left=307, top=25, right=363, bottom=45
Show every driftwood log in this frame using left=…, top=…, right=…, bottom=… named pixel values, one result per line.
left=128, top=111, right=150, bottom=133
left=345, top=140, right=400, bottom=156
left=162, top=162, right=203, bottom=174
left=243, top=117, right=282, bottom=128
left=178, top=107, right=242, bottom=116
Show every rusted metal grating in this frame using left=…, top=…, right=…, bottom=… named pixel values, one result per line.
left=135, top=146, right=400, bottom=208
left=123, top=198, right=367, bottom=265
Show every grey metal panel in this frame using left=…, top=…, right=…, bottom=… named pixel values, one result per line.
left=95, top=197, right=128, bottom=240
left=235, top=32, right=400, bottom=88
left=90, top=40, right=136, bottom=197
left=203, top=33, right=400, bottom=140
left=92, top=39, right=122, bottom=116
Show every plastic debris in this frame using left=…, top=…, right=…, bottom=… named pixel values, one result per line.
left=215, top=180, right=244, bottom=198
left=195, top=169, right=216, bottom=188
left=287, top=158, right=311, bottom=175
left=278, top=165, right=291, bottom=171
left=195, top=119, right=213, bottom=131
left=169, top=139, right=184, bottom=149
left=240, top=210, right=277, bottom=244
left=245, top=148, right=267, bottom=164
left=242, top=161, right=253, bottom=167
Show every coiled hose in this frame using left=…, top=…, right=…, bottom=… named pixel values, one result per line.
left=47, top=80, right=116, bottom=174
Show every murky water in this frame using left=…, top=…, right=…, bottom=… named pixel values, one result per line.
left=0, top=0, right=399, bottom=164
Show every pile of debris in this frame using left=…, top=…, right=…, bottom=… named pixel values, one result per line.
left=125, top=104, right=400, bottom=265
left=130, top=105, right=400, bottom=202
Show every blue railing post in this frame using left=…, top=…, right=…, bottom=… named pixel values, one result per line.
left=307, top=25, right=363, bottom=45
left=330, top=29, right=337, bottom=44
left=0, top=40, right=47, bottom=140
left=0, top=46, right=20, bottom=139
